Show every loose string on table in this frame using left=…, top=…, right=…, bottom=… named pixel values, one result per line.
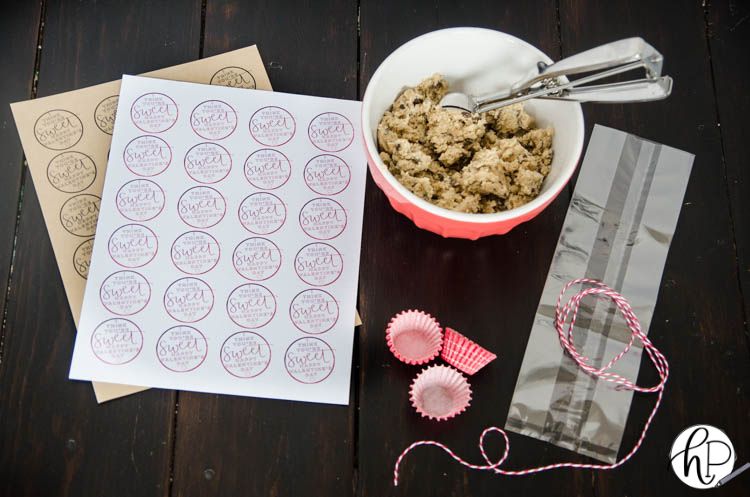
left=393, top=278, right=670, bottom=486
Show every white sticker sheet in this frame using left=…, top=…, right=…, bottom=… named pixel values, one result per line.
left=69, top=75, right=365, bottom=405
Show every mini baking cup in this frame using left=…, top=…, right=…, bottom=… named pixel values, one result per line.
left=386, top=310, right=443, bottom=365
left=410, top=365, right=472, bottom=421
left=440, top=327, right=497, bottom=375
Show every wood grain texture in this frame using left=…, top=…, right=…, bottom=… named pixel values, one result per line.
left=709, top=0, right=750, bottom=344
left=204, top=0, right=358, bottom=100
left=0, top=0, right=41, bottom=356
left=167, top=2, right=358, bottom=497
left=356, top=2, right=598, bottom=496
left=559, top=0, right=750, bottom=496
left=0, top=1, right=201, bottom=496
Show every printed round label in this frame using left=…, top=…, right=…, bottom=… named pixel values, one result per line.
left=289, top=289, right=339, bottom=334
left=130, top=92, right=178, bottom=133
left=116, top=179, right=165, bottom=222
left=47, top=151, right=97, bottom=193
left=299, top=198, right=347, bottom=240
left=171, top=231, right=220, bottom=275
left=184, top=142, right=232, bottom=183
left=303, top=155, right=351, bottom=195
left=108, top=224, right=158, bottom=268
left=284, top=337, right=335, bottom=384
left=238, top=192, right=286, bottom=235
left=243, top=149, right=291, bottom=190
left=226, top=283, right=276, bottom=329
left=34, top=109, right=83, bottom=150
left=308, top=112, right=354, bottom=152
left=60, top=194, right=101, bottom=237
left=190, top=100, right=238, bottom=140
left=294, top=243, right=343, bottom=286
left=94, top=95, right=119, bottom=134
left=163, top=277, right=214, bottom=323
left=177, top=186, right=226, bottom=228
left=99, top=271, right=151, bottom=316
left=210, top=67, right=257, bottom=89
left=91, top=318, right=143, bottom=365
left=221, top=332, right=271, bottom=378
left=73, top=238, right=94, bottom=279
left=249, top=106, right=296, bottom=146
left=233, top=237, right=282, bottom=281
left=123, top=135, right=172, bottom=176
left=156, top=326, right=207, bottom=372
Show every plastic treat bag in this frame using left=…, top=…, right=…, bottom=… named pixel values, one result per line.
left=505, top=125, right=694, bottom=462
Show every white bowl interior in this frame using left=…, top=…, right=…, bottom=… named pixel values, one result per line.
left=362, top=28, right=584, bottom=223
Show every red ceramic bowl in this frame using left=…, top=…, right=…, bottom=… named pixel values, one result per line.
left=362, top=28, right=585, bottom=239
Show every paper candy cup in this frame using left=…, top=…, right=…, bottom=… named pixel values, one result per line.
left=440, top=327, right=497, bottom=375
left=386, top=310, right=443, bottom=365
left=410, top=365, right=472, bottom=421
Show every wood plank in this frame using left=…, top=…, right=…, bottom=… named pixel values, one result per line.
left=356, top=2, right=600, bottom=496
left=709, top=0, right=750, bottom=340
left=0, top=1, right=41, bottom=355
left=558, top=1, right=750, bottom=496
left=0, top=2, right=202, bottom=496
left=168, top=2, right=358, bottom=497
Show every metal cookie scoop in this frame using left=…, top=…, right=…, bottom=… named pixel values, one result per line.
left=440, top=37, right=673, bottom=113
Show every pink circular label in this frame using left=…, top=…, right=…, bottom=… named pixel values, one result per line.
left=171, top=231, right=220, bottom=275
left=91, top=318, right=143, bottom=365
left=123, top=135, right=172, bottom=176
left=60, top=194, right=101, bottom=237
left=304, top=155, right=351, bottom=195
left=47, top=151, right=97, bottom=193
left=130, top=93, right=178, bottom=133
left=249, top=106, right=296, bottom=146
left=108, top=224, right=158, bottom=268
left=284, top=337, right=335, bottom=384
left=226, top=283, right=276, bottom=329
left=233, top=238, right=282, bottom=281
left=99, top=271, right=151, bottom=316
left=156, top=326, right=207, bottom=372
left=299, top=198, right=347, bottom=240
left=308, top=112, right=354, bottom=152
left=177, top=186, right=226, bottom=228
left=221, top=332, right=271, bottom=378
left=289, top=289, right=339, bottom=334
left=294, top=243, right=343, bottom=286
left=190, top=100, right=237, bottom=140
left=116, top=179, right=165, bottom=222
left=184, top=142, right=232, bottom=183
left=34, top=109, right=83, bottom=150
left=164, top=277, right=214, bottom=323
left=243, top=149, right=291, bottom=190
left=238, top=192, right=286, bottom=235
left=73, top=238, right=94, bottom=278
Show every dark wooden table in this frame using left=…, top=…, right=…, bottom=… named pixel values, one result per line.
left=1, top=1, right=749, bottom=496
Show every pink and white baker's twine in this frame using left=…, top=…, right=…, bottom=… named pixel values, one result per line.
left=393, top=278, right=669, bottom=486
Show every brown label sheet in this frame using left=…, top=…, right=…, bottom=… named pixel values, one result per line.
left=11, top=46, right=273, bottom=402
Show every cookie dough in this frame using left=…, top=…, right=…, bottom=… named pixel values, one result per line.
left=377, top=74, right=554, bottom=213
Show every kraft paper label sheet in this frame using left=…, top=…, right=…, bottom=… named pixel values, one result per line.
left=11, top=46, right=272, bottom=402
left=69, top=75, right=366, bottom=405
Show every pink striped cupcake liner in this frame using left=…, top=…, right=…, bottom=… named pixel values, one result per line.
left=440, top=327, right=497, bottom=375
left=386, top=310, right=443, bottom=365
left=410, top=365, right=472, bottom=421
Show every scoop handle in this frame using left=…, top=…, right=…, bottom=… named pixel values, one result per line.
left=511, top=38, right=664, bottom=94
left=549, top=76, right=673, bottom=103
